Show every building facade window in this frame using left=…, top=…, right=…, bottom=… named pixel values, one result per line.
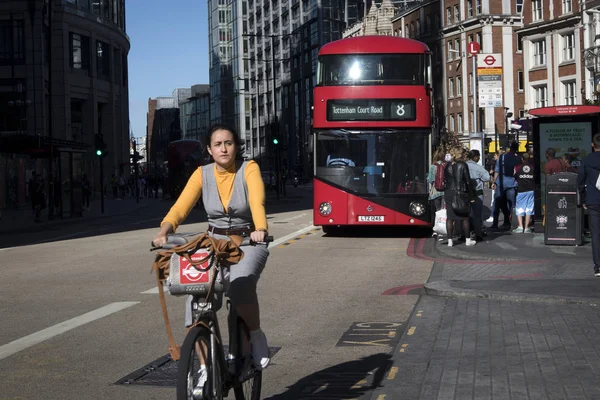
left=454, top=5, right=460, bottom=23
left=447, top=7, right=452, bottom=25
left=532, top=0, right=542, bottom=21
left=96, top=40, right=110, bottom=78
left=457, top=76, right=462, bottom=95
left=70, top=33, right=90, bottom=70
left=562, top=0, right=572, bottom=14
left=562, top=32, right=575, bottom=61
left=457, top=113, right=463, bottom=133
left=449, top=78, right=455, bottom=97
left=533, top=85, right=548, bottom=108
left=563, top=81, right=576, bottom=105
left=517, top=0, right=524, bottom=14
left=448, top=41, right=453, bottom=60
left=518, top=70, right=524, bottom=91
left=476, top=0, right=482, bottom=14
left=532, top=39, right=546, bottom=66
left=449, top=114, right=455, bottom=132
left=467, top=0, right=473, bottom=17
left=0, top=20, right=25, bottom=64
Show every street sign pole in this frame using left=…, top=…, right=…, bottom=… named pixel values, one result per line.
left=100, top=155, right=104, bottom=214
left=468, top=42, right=481, bottom=141
left=473, top=54, right=478, bottom=135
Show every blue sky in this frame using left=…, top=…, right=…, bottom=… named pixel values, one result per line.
left=126, top=0, right=209, bottom=140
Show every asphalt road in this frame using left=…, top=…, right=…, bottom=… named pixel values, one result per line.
left=0, top=188, right=433, bottom=399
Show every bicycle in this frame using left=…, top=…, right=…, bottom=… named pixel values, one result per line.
left=152, top=232, right=272, bottom=400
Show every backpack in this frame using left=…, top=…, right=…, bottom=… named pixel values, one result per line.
left=434, top=162, right=447, bottom=191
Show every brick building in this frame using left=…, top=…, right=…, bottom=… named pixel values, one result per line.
left=390, top=0, right=600, bottom=146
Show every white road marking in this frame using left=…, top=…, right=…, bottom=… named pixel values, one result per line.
left=270, top=224, right=317, bottom=248
left=0, top=301, right=140, bottom=361
left=495, top=242, right=518, bottom=251
left=141, top=287, right=160, bottom=294
left=278, top=213, right=308, bottom=223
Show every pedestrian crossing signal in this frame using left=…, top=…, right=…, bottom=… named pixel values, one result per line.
left=273, top=138, right=279, bottom=145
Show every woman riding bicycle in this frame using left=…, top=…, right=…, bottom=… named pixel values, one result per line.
left=152, top=124, right=271, bottom=372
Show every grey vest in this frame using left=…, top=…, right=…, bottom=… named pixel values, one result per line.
left=202, top=161, right=253, bottom=229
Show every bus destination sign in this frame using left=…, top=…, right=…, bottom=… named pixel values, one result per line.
left=327, top=99, right=416, bottom=122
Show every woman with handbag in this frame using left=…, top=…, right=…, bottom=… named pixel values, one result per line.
left=152, top=124, right=271, bottom=375
left=444, top=147, right=476, bottom=247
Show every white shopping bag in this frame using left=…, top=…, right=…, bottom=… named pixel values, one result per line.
left=433, top=208, right=447, bottom=236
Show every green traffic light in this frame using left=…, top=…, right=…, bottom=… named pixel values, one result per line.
left=273, top=138, right=279, bottom=145
left=96, top=150, right=102, bottom=156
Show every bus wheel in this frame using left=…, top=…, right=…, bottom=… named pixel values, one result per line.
left=322, top=226, right=339, bottom=236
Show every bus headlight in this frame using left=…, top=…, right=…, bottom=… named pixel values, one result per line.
left=319, top=202, right=332, bottom=216
left=410, top=202, right=426, bottom=217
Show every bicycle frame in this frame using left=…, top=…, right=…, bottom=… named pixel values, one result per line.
left=188, top=264, right=248, bottom=397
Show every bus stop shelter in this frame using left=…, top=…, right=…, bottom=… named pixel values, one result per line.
left=530, top=105, right=600, bottom=232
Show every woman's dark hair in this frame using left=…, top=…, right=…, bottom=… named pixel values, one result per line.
left=205, top=123, right=244, bottom=160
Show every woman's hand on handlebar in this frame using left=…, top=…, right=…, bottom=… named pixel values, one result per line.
left=152, top=222, right=174, bottom=248
left=250, top=230, right=267, bottom=243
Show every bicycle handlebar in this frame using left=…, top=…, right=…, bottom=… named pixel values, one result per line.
left=151, top=233, right=274, bottom=251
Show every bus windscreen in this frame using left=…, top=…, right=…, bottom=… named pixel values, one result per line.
left=315, top=130, right=429, bottom=196
left=318, top=54, right=425, bottom=86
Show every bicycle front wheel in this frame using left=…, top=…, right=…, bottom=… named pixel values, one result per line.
left=233, top=317, right=262, bottom=400
left=177, top=325, right=223, bottom=400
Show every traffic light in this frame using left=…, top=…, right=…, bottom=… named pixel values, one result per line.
left=95, top=134, right=107, bottom=157
left=272, top=137, right=279, bottom=145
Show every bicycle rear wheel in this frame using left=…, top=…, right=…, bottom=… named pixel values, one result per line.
left=177, top=325, right=223, bottom=400
left=233, top=317, right=262, bottom=400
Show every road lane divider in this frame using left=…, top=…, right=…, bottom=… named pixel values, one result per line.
left=270, top=225, right=318, bottom=248
left=0, top=301, right=140, bottom=361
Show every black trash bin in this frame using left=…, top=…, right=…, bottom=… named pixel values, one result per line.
left=544, top=172, right=583, bottom=245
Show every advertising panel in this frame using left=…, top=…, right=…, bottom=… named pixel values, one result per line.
left=539, top=121, right=592, bottom=206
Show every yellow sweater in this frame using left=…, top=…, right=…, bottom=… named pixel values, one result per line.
left=161, top=161, right=267, bottom=232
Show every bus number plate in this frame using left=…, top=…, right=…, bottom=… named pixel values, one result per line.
left=358, top=216, right=385, bottom=222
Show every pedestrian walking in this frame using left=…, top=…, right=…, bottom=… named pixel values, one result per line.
left=491, top=142, right=521, bottom=229
left=444, top=147, right=476, bottom=247
left=577, top=133, right=600, bottom=277
left=82, top=174, right=91, bottom=210
left=427, top=146, right=446, bottom=235
left=513, top=153, right=536, bottom=233
left=466, top=150, right=490, bottom=241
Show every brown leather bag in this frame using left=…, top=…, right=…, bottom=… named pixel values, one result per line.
left=151, top=233, right=244, bottom=360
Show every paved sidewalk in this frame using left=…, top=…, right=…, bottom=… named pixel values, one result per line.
left=371, top=232, right=600, bottom=400
left=0, top=197, right=151, bottom=235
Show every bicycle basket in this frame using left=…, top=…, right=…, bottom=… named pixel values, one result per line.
left=166, top=249, right=227, bottom=296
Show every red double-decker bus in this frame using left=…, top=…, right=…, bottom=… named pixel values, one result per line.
left=313, top=36, right=433, bottom=233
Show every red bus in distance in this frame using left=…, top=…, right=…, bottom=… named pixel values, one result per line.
left=313, top=36, right=433, bottom=234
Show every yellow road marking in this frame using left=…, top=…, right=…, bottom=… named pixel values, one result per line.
left=387, top=367, right=398, bottom=380
left=407, top=326, right=416, bottom=336
left=377, top=395, right=387, bottom=400
left=387, top=331, right=396, bottom=338
left=350, top=379, right=367, bottom=389
left=399, top=343, right=408, bottom=352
